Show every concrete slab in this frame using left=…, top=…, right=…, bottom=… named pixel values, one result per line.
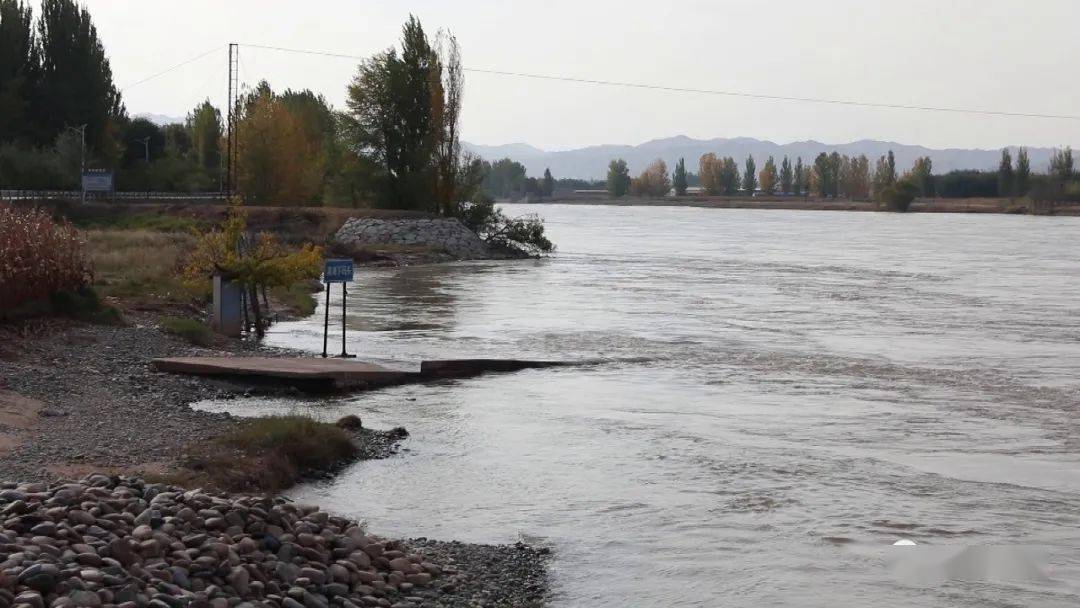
left=152, top=356, right=578, bottom=390
left=152, top=356, right=419, bottom=385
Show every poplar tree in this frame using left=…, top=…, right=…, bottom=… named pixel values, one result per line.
left=1015, top=147, right=1030, bottom=196
left=813, top=153, right=831, bottom=197
left=793, top=157, right=804, bottom=195
left=779, top=156, right=793, bottom=194
left=998, top=148, right=1014, bottom=197
left=187, top=100, right=222, bottom=175
left=0, top=0, right=37, bottom=142
left=760, top=156, right=778, bottom=195
left=606, top=158, right=630, bottom=197
left=742, top=155, right=757, bottom=194
left=34, top=0, right=125, bottom=151
left=673, top=157, right=688, bottom=196
left=542, top=168, right=554, bottom=197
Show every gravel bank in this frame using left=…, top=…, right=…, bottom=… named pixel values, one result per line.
left=0, top=318, right=251, bottom=481
left=0, top=320, right=550, bottom=605
left=0, top=475, right=549, bottom=608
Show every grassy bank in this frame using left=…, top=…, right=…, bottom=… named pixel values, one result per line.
left=158, top=415, right=370, bottom=492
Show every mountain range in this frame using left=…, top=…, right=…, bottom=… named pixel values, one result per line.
left=463, top=136, right=1059, bottom=180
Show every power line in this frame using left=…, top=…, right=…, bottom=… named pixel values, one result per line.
left=238, top=42, right=1080, bottom=122
left=121, top=47, right=222, bottom=92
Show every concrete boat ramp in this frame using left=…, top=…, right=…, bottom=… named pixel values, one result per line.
left=152, top=356, right=573, bottom=390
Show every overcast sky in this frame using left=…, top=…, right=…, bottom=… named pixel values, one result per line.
left=53, top=0, right=1080, bottom=151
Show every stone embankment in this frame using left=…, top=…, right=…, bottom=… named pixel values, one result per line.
left=0, top=475, right=548, bottom=608
left=335, top=218, right=489, bottom=261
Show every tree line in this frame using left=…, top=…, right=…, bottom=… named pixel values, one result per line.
left=0, top=2, right=552, bottom=250
left=604, top=145, right=1078, bottom=204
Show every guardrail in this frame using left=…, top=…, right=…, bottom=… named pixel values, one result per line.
left=0, top=190, right=227, bottom=203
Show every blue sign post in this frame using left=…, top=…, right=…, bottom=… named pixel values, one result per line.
left=322, top=259, right=356, bottom=358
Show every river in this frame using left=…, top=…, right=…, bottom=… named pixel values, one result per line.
left=196, top=204, right=1080, bottom=607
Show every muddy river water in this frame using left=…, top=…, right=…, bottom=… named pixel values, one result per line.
left=197, top=204, right=1080, bottom=607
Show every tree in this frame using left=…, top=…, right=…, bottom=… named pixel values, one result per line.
left=33, top=0, right=124, bottom=152
left=1050, top=146, right=1074, bottom=183
left=873, top=151, right=897, bottom=197
left=813, top=152, right=832, bottom=198
left=828, top=152, right=841, bottom=198
left=793, top=157, right=804, bottom=196
left=541, top=168, right=554, bottom=197
left=742, top=155, right=757, bottom=194
left=720, top=157, right=740, bottom=195
left=120, top=118, right=164, bottom=167
left=1015, top=147, right=1030, bottom=196
left=779, top=156, right=793, bottom=194
left=344, top=15, right=439, bottom=210
left=879, top=178, right=919, bottom=212
left=480, top=158, right=526, bottom=198
left=759, top=156, right=778, bottom=195
left=844, top=155, right=871, bottom=199
left=630, top=158, right=670, bottom=197
left=606, top=158, right=630, bottom=197
left=673, top=157, right=688, bottom=196
left=910, top=156, right=933, bottom=197
left=998, top=148, right=1014, bottom=197
left=183, top=204, right=323, bottom=337
left=699, top=153, right=721, bottom=195
left=0, top=0, right=37, bottom=143
left=235, top=85, right=322, bottom=205
left=187, top=100, right=222, bottom=175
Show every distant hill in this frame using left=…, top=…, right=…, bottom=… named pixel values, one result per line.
left=464, top=136, right=1059, bottom=180
left=136, top=113, right=185, bottom=126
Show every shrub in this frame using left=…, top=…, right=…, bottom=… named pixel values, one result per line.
left=457, top=196, right=554, bottom=255
left=879, top=179, right=919, bottom=212
left=0, top=205, right=92, bottom=313
left=222, top=416, right=356, bottom=467
left=49, top=287, right=123, bottom=325
left=160, top=316, right=214, bottom=346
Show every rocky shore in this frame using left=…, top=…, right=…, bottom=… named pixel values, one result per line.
left=0, top=320, right=550, bottom=606
left=332, top=219, right=532, bottom=266
left=0, top=475, right=549, bottom=608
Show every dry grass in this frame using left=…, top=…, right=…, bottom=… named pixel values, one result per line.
left=162, top=416, right=358, bottom=492
left=0, top=205, right=92, bottom=313
left=86, top=229, right=206, bottom=304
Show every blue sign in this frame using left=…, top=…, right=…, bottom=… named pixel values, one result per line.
left=81, top=171, right=113, bottom=192
left=324, top=259, right=354, bottom=284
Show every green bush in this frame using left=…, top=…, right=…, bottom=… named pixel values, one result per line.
left=221, top=415, right=358, bottom=473
left=879, top=179, right=919, bottom=212
left=457, top=195, right=554, bottom=254
left=159, top=316, right=214, bottom=346
left=48, top=287, right=123, bottom=325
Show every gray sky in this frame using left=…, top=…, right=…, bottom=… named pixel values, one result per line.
left=61, top=0, right=1080, bottom=151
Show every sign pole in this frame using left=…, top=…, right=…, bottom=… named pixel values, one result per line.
left=340, top=284, right=349, bottom=358
left=321, top=283, right=330, bottom=358
left=322, top=258, right=356, bottom=359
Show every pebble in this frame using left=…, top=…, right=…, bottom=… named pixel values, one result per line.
left=0, top=475, right=547, bottom=608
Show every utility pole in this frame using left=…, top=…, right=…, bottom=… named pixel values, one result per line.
left=226, top=43, right=239, bottom=200
left=134, top=137, right=151, bottom=163
left=66, top=124, right=87, bottom=204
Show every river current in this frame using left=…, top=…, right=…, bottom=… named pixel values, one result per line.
left=196, top=204, right=1080, bottom=607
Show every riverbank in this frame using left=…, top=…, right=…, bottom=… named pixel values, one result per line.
left=0, top=315, right=551, bottom=606
left=538, top=193, right=1080, bottom=215
left=0, top=475, right=549, bottom=608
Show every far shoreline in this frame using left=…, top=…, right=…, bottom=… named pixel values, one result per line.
left=518, top=195, right=1080, bottom=216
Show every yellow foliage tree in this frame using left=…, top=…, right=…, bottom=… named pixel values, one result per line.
left=699, top=153, right=721, bottom=195
left=236, top=92, right=323, bottom=205
left=184, top=205, right=323, bottom=335
left=630, top=159, right=671, bottom=197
